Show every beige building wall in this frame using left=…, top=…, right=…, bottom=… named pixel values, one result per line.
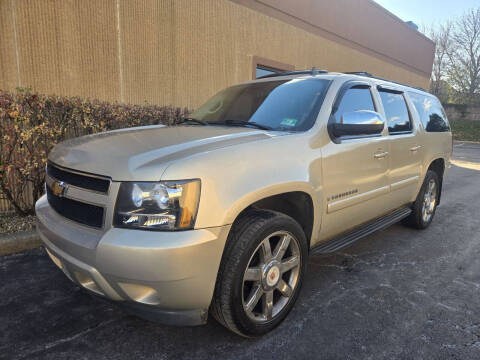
left=0, top=0, right=432, bottom=109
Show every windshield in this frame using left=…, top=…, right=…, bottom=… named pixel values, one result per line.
left=189, top=78, right=331, bottom=132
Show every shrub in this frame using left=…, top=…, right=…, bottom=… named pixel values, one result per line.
left=0, top=88, right=190, bottom=215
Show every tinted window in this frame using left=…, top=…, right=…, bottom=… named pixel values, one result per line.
left=379, top=90, right=412, bottom=133
left=409, top=92, right=450, bottom=132
left=333, top=87, right=375, bottom=124
left=189, top=79, right=330, bottom=132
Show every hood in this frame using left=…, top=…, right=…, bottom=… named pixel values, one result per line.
left=49, top=125, right=275, bottom=181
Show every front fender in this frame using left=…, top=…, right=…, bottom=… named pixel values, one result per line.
left=223, top=181, right=318, bottom=224
left=160, top=134, right=324, bottom=243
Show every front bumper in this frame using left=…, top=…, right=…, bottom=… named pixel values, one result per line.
left=35, top=195, right=230, bottom=326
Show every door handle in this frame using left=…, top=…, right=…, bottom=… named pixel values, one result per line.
left=410, top=145, right=422, bottom=152
left=374, top=151, right=389, bottom=159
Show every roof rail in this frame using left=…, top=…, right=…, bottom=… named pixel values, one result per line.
left=344, top=71, right=427, bottom=92
left=257, top=67, right=328, bottom=79
left=344, top=71, right=373, bottom=77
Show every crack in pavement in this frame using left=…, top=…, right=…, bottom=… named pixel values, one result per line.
left=10, top=317, right=124, bottom=359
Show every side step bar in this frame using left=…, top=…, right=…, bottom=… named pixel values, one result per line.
left=311, top=207, right=412, bottom=255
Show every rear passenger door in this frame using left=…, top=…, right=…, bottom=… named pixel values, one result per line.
left=377, top=87, right=423, bottom=208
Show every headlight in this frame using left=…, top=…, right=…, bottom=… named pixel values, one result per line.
left=113, top=180, right=201, bottom=230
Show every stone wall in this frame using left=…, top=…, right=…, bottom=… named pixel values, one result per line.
left=444, top=104, right=480, bottom=122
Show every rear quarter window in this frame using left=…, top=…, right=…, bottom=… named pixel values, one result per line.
left=408, top=92, right=450, bottom=132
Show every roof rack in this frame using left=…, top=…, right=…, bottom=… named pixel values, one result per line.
left=257, top=68, right=427, bottom=92
left=344, top=71, right=427, bottom=92
left=257, top=67, right=328, bottom=79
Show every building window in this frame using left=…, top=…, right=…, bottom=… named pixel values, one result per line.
left=256, top=65, right=283, bottom=78
left=252, top=56, right=294, bottom=79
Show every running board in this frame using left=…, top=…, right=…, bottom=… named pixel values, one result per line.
left=311, top=207, right=412, bottom=254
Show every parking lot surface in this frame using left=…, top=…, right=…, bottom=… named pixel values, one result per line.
left=1, top=142, right=480, bottom=360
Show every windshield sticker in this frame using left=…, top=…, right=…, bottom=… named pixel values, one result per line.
left=280, top=118, right=297, bottom=127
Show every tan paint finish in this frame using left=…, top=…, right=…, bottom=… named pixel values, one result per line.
left=35, top=73, right=451, bottom=323
left=48, top=125, right=272, bottom=181
left=384, top=132, right=423, bottom=207
left=44, top=73, right=452, bottom=248
left=37, top=195, right=231, bottom=311
left=1, top=0, right=431, bottom=108
left=321, top=135, right=391, bottom=238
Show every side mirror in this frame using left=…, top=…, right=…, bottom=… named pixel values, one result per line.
left=332, top=110, right=384, bottom=138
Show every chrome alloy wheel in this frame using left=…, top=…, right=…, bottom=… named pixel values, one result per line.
left=422, top=179, right=437, bottom=223
left=242, top=231, right=301, bottom=322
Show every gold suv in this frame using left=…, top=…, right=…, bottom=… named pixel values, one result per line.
left=36, top=70, right=452, bottom=336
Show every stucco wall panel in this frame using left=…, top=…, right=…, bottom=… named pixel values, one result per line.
left=11, top=0, right=120, bottom=101
left=170, top=0, right=429, bottom=108
left=0, top=0, right=431, bottom=109
left=239, top=0, right=434, bottom=76
left=119, top=0, right=175, bottom=105
left=172, top=0, right=241, bottom=107
left=0, top=0, right=19, bottom=89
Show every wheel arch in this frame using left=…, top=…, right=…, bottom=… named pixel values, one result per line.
left=241, top=192, right=314, bottom=248
left=427, top=157, right=445, bottom=205
left=224, top=183, right=319, bottom=249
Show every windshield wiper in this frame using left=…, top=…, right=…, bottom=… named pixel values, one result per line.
left=176, top=117, right=209, bottom=126
left=220, top=119, right=273, bottom=131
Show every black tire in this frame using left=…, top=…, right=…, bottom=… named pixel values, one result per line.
left=403, top=170, right=440, bottom=229
left=210, top=209, right=308, bottom=337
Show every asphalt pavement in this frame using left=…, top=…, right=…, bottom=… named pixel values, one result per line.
left=1, top=142, right=480, bottom=360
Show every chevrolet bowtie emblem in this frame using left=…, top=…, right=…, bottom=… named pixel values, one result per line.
left=51, top=180, right=68, bottom=197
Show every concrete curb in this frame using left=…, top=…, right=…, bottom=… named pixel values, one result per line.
left=454, top=140, right=480, bottom=145
left=0, top=230, right=41, bottom=256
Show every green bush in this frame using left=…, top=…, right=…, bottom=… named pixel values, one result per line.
left=0, top=88, right=190, bottom=215
left=450, top=119, right=480, bottom=142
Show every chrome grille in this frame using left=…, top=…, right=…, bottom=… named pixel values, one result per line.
left=46, top=163, right=110, bottom=194
left=46, top=186, right=104, bottom=228
left=45, top=163, right=111, bottom=228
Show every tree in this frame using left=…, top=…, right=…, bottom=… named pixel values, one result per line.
left=428, top=22, right=453, bottom=103
left=447, top=8, right=480, bottom=104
